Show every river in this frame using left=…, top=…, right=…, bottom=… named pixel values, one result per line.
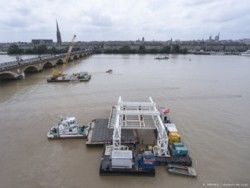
left=0, top=54, right=249, bottom=188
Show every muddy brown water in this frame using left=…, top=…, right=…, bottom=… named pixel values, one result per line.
left=0, top=54, right=250, bottom=188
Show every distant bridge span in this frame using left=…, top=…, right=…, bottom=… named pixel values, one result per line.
left=0, top=49, right=92, bottom=80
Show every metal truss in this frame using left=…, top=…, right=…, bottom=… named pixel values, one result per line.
left=112, top=96, right=169, bottom=157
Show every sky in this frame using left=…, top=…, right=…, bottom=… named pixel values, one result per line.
left=0, top=0, right=250, bottom=42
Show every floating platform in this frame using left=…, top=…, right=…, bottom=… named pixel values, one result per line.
left=86, top=119, right=138, bottom=146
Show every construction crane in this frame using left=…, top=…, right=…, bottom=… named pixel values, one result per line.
left=64, top=34, right=77, bottom=64
left=51, top=34, right=77, bottom=78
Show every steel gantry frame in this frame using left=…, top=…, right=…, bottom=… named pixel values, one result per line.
left=112, top=96, right=169, bottom=157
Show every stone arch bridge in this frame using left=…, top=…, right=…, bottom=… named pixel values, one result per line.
left=0, top=50, right=92, bottom=80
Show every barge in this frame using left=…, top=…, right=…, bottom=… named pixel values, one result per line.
left=100, top=146, right=155, bottom=176
left=98, top=96, right=197, bottom=177
left=155, top=56, right=169, bottom=60
left=46, top=96, right=197, bottom=178
left=47, top=117, right=89, bottom=139
left=167, top=164, right=197, bottom=177
left=47, top=72, right=91, bottom=83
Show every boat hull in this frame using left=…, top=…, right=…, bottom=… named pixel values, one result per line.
left=47, top=76, right=91, bottom=83
left=47, top=132, right=87, bottom=139
left=47, top=78, right=70, bottom=83
left=167, top=164, right=197, bottom=177
left=99, top=156, right=155, bottom=177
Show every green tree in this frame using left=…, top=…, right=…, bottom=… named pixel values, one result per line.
left=50, top=46, right=57, bottom=54
left=171, top=44, right=180, bottom=53
left=147, top=48, right=159, bottom=54
left=7, top=44, right=23, bottom=54
left=160, top=46, right=171, bottom=53
left=179, top=48, right=188, bottom=54
left=24, top=48, right=34, bottom=54
left=119, top=46, right=132, bottom=54
left=138, top=45, right=146, bottom=53
left=36, top=45, right=48, bottom=54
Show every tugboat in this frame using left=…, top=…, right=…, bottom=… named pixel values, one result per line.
left=47, top=117, right=89, bottom=139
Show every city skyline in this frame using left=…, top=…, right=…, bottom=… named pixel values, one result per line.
left=0, top=0, right=250, bottom=42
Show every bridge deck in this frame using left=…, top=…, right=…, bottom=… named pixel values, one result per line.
left=0, top=49, right=92, bottom=72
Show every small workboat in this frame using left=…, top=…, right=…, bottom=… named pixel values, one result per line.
left=106, top=69, right=113, bottom=74
left=47, top=117, right=89, bottom=139
left=167, top=164, right=197, bottom=177
left=155, top=56, right=169, bottom=60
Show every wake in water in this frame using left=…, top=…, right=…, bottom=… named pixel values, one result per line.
left=167, top=94, right=242, bottom=101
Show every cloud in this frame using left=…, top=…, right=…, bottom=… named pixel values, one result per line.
left=0, top=0, right=249, bottom=42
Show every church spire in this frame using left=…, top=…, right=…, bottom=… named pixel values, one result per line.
left=56, top=20, right=62, bottom=45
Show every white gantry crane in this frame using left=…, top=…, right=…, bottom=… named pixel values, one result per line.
left=111, top=96, right=169, bottom=157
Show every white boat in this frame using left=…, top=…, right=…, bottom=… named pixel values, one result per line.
left=47, top=117, right=89, bottom=139
left=241, top=50, right=250, bottom=56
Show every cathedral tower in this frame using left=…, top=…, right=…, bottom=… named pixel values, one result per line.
left=56, top=20, right=62, bottom=45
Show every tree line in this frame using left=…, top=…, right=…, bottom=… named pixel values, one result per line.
left=8, top=44, right=188, bottom=55
left=95, top=45, right=188, bottom=54
left=7, top=44, right=72, bottom=55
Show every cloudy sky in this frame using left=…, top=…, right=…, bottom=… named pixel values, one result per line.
left=0, top=0, right=250, bottom=42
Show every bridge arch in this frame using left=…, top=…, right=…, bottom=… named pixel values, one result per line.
left=23, top=65, right=39, bottom=74
left=68, top=56, right=74, bottom=62
left=56, top=59, right=64, bottom=65
left=73, top=55, right=78, bottom=60
left=0, top=71, right=20, bottom=80
left=43, top=61, right=53, bottom=69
